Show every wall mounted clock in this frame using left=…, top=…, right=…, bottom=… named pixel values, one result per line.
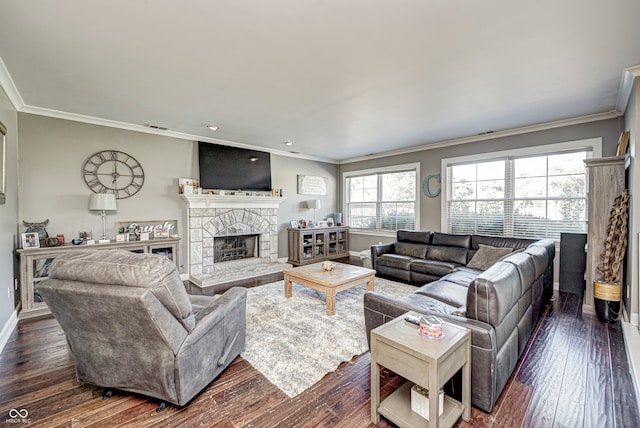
left=82, top=150, right=145, bottom=199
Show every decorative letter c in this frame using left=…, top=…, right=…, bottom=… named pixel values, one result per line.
left=422, top=174, right=441, bottom=198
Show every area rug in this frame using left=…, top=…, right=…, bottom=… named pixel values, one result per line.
left=241, top=277, right=415, bottom=397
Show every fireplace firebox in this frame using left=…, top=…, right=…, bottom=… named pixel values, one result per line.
left=214, top=234, right=259, bottom=263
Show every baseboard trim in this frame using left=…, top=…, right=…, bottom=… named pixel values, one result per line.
left=622, top=321, right=640, bottom=412
left=0, top=309, right=18, bottom=355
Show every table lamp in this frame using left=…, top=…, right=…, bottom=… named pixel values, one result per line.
left=89, top=193, right=117, bottom=240
left=307, top=199, right=321, bottom=224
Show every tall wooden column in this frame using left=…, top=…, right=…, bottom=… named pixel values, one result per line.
left=583, top=156, right=626, bottom=314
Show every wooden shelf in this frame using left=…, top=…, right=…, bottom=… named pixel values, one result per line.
left=378, top=382, right=464, bottom=428
left=287, top=227, right=349, bottom=266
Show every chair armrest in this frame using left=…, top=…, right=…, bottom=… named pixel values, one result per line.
left=371, top=243, right=395, bottom=270
left=184, top=287, right=247, bottom=346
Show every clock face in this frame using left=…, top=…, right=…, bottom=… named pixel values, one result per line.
left=82, top=150, right=145, bottom=199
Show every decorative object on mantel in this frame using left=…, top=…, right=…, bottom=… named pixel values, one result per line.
left=297, top=174, right=328, bottom=195
left=23, top=219, right=49, bottom=244
left=83, top=150, right=145, bottom=199
left=594, top=189, right=630, bottom=323
left=89, top=193, right=117, bottom=240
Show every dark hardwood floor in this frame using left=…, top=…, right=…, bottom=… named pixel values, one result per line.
left=0, top=291, right=638, bottom=427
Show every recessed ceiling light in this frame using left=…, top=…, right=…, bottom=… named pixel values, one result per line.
left=249, top=156, right=259, bottom=162
left=207, top=125, right=219, bottom=131
left=283, top=141, right=293, bottom=146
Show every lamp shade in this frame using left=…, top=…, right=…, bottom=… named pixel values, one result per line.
left=89, top=193, right=117, bottom=211
left=307, top=199, right=321, bottom=209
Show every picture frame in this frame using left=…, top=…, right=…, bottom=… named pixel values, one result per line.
left=154, top=227, right=169, bottom=239
left=78, top=230, right=92, bottom=241
left=116, top=234, right=126, bottom=242
left=140, top=232, right=150, bottom=241
left=21, top=232, right=40, bottom=249
left=290, top=220, right=299, bottom=229
left=297, top=174, right=328, bottom=195
left=178, top=178, right=199, bottom=194
left=616, top=131, right=630, bottom=157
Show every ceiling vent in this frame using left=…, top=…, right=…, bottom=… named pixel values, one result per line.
left=143, top=123, right=168, bottom=131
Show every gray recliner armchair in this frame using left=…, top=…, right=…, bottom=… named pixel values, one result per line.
left=38, top=250, right=246, bottom=407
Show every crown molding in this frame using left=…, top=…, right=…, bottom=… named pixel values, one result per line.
left=616, top=64, right=640, bottom=114
left=338, top=111, right=620, bottom=164
left=0, top=57, right=25, bottom=110
left=18, top=105, right=337, bottom=164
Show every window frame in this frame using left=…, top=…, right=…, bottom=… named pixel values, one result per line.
left=440, top=138, right=602, bottom=239
left=343, top=162, right=421, bottom=235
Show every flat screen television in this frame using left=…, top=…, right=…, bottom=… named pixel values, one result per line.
left=198, top=142, right=272, bottom=191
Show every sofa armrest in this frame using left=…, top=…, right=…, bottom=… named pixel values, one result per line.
left=371, top=243, right=395, bottom=270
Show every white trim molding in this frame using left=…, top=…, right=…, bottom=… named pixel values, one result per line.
left=622, top=321, right=640, bottom=412
left=0, top=310, right=18, bottom=355
left=616, top=64, right=640, bottom=114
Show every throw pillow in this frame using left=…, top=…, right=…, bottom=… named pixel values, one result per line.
left=467, top=244, right=513, bottom=271
left=395, top=242, right=428, bottom=259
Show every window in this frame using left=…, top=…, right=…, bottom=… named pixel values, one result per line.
left=345, top=163, right=419, bottom=232
left=443, top=139, right=601, bottom=240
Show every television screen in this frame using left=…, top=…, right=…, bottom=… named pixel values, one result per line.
left=198, top=142, right=272, bottom=191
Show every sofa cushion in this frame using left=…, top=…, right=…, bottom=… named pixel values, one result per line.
left=395, top=242, right=428, bottom=258
left=471, top=234, right=534, bottom=251
left=376, top=253, right=414, bottom=270
left=410, top=259, right=458, bottom=277
left=397, top=230, right=432, bottom=244
left=467, top=244, right=513, bottom=271
left=415, top=279, right=469, bottom=309
left=432, top=232, right=472, bottom=248
left=426, top=245, right=468, bottom=265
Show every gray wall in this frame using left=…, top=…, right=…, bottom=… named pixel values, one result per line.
left=16, top=114, right=339, bottom=272
left=341, top=118, right=622, bottom=252
left=0, top=85, right=19, bottom=343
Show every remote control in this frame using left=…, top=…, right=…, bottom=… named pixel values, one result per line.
left=404, top=314, right=420, bottom=326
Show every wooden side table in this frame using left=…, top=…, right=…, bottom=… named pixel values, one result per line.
left=370, top=311, right=471, bottom=428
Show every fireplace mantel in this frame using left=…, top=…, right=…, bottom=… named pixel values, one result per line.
left=180, top=194, right=286, bottom=209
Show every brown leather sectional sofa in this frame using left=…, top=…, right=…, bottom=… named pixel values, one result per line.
left=365, top=230, right=555, bottom=412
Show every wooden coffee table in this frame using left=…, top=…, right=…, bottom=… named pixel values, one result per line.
left=283, top=262, right=376, bottom=315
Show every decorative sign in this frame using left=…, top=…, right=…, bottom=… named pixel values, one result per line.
left=422, top=174, right=441, bottom=198
left=297, top=175, right=328, bottom=195
left=117, top=220, right=178, bottom=236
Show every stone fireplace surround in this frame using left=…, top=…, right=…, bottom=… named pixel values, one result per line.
left=181, top=194, right=290, bottom=287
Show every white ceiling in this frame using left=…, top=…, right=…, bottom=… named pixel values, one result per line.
left=1, top=0, right=639, bottom=162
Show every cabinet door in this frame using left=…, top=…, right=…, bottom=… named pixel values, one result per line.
left=337, top=229, right=348, bottom=255
left=313, top=231, right=325, bottom=257
left=302, top=231, right=314, bottom=261
left=327, top=230, right=338, bottom=255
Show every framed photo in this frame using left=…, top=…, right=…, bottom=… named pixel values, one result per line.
left=290, top=220, right=299, bottom=229
left=140, top=232, right=150, bottom=241
left=21, top=232, right=40, bottom=249
left=116, top=234, right=126, bottom=242
left=154, top=227, right=169, bottom=239
left=79, top=230, right=92, bottom=241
